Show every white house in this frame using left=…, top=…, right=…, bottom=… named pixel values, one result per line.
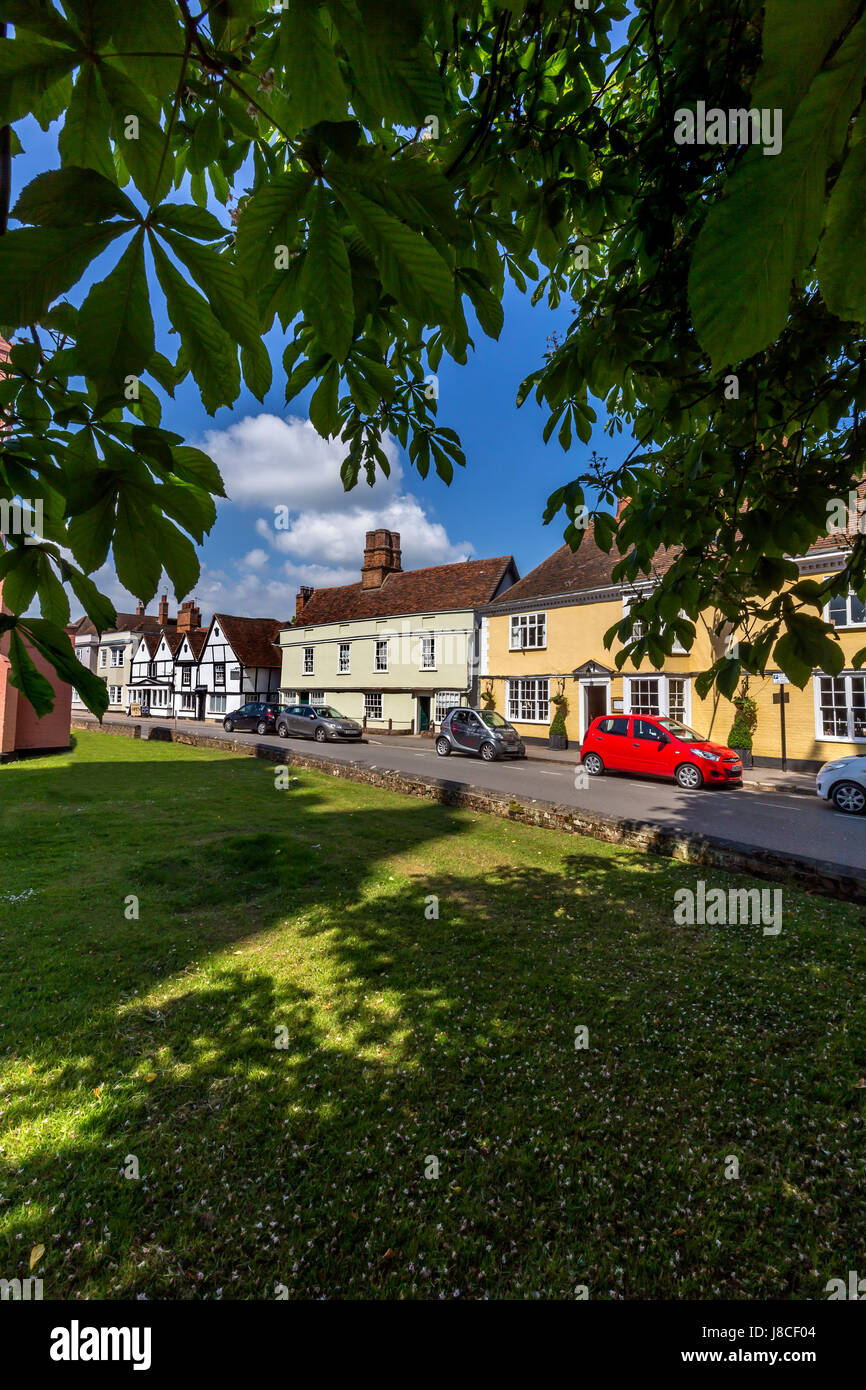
left=197, top=613, right=286, bottom=721
left=128, top=628, right=181, bottom=716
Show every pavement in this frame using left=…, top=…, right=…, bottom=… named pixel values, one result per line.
left=72, top=712, right=862, bottom=880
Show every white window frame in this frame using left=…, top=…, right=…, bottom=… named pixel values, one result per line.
left=99, top=648, right=108, bottom=668
left=509, top=612, right=547, bottom=651
left=108, top=685, right=123, bottom=704
left=507, top=677, right=550, bottom=724
left=813, top=673, right=866, bottom=743
left=110, top=646, right=124, bottom=668
left=180, top=693, right=195, bottom=711
left=364, top=691, right=383, bottom=720
left=209, top=693, right=227, bottom=714
left=374, top=639, right=389, bottom=672
left=826, top=591, right=866, bottom=630
left=434, top=690, right=462, bottom=724
left=420, top=635, right=436, bottom=670
left=308, top=690, right=324, bottom=703
left=338, top=642, right=351, bottom=674
left=303, top=646, right=315, bottom=675
left=624, top=675, right=691, bottom=723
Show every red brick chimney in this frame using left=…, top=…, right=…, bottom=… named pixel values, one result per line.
left=361, top=530, right=402, bottom=590
left=158, top=593, right=169, bottom=626
left=136, top=600, right=145, bottom=617
left=295, top=585, right=314, bottom=620
left=177, top=599, right=201, bottom=633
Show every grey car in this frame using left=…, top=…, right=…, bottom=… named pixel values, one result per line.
left=276, top=703, right=363, bottom=743
left=436, top=707, right=526, bottom=761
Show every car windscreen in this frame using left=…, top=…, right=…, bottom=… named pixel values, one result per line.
left=314, top=707, right=343, bottom=718
left=480, top=711, right=508, bottom=727
left=657, top=717, right=706, bottom=742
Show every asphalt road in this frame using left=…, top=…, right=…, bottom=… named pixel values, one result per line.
left=81, top=714, right=864, bottom=877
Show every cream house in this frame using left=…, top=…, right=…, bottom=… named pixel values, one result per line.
left=278, top=530, right=518, bottom=732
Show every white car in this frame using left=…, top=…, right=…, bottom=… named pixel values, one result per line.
left=816, top=754, right=866, bottom=814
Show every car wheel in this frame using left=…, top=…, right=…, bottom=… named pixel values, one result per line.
left=435, top=736, right=451, bottom=757
left=480, top=741, right=497, bottom=761
left=675, top=762, right=703, bottom=789
left=277, top=722, right=289, bottom=739
left=832, top=780, right=866, bottom=815
left=256, top=720, right=269, bottom=735
left=583, top=752, right=604, bottom=777
left=315, top=726, right=327, bottom=743
left=224, top=719, right=234, bottom=733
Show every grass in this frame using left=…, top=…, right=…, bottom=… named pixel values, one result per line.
left=0, top=729, right=863, bottom=1300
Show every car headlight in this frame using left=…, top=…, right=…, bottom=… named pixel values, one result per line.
left=823, top=762, right=847, bottom=773
left=693, top=749, right=721, bottom=762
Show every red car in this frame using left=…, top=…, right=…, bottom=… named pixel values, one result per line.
left=580, top=714, right=743, bottom=789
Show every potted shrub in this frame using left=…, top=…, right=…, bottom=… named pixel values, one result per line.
left=727, top=694, right=757, bottom=769
left=481, top=687, right=496, bottom=711
left=549, top=691, right=569, bottom=750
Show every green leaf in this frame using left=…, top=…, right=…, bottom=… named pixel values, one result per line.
left=690, top=15, right=866, bottom=366
left=100, top=63, right=174, bottom=206
left=155, top=517, right=200, bottom=597
left=752, top=0, right=859, bottom=117
left=36, top=554, right=71, bottom=627
left=150, top=238, right=241, bottom=414
left=332, top=183, right=454, bottom=324
left=0, top=548, right=40, bottom=614
left=235, top=170, right=313, bottom=283
left=818, top=137, right=866, bottom=319
left=0, top=222, right=130, bottom=325
left=240, top=339, right=273, bottom=402
left=300, top=184, right=354, bottom=360
left=77, top=230, right=154, bottom=394
left=278, top=0, right=350, bottom=127
left=58, top=63, right=115, bottom=179
left=13, top=167, right=139, bottom=226
left=170, top=445, right=226, bottom=499
left=157, top=229, right=261, bottom=350
left=7, top=629, right=56, bottom=717
left=0, top=34, right=78, bottom=126
left=151, top=203, right=227, bottom=241
left=21, top=617, right=110, bottom=717
left=63, top=565, right=117, bottom=631
left=308, top=361, right=340, bottom=436
left=112, top=492, right=163, bottom=599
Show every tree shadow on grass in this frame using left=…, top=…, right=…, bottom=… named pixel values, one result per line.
left=0, top=749, right=864, bottom=1300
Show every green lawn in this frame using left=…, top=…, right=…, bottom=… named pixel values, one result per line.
left=0, top=729, right=863, bottom=1300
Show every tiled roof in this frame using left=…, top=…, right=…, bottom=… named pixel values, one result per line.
left=294, top=556, right=517, bottom=625
left=211, top=614, right=287, bottom=668
left=182, top=630, right=208, bottom=659
left=71, top=612, right=172, bottom=637
left=491, top=525, right=676, bottom=605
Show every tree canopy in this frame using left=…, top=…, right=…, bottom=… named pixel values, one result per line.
left=1, top=0, right=865, bottom=714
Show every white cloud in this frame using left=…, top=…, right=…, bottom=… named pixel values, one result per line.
left=198, top=414, right=402, bottom=511
left=67, top=415, right=475, bottom=622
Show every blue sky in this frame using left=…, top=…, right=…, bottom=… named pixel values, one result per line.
left=15, top=112, right=635, bottom=622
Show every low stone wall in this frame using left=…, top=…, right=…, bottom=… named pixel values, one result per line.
left=71, top=719, right=866, bottom=905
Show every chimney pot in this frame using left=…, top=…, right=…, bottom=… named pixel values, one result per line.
left=361, top=529, right=403, bottom=590
left=295, top=586, right=315, bottom=620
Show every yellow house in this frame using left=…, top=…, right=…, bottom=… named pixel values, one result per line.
left=480, top=528, right=865, bottom=773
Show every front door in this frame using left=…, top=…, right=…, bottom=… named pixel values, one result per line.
left=417, top=696, right=431, bottom=733
left=196, top=690, right=206, bottom=720
left=582, top=682, right=608, bottom=741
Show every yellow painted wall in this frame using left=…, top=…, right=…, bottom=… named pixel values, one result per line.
left=483, top=569, right=866, bottom=767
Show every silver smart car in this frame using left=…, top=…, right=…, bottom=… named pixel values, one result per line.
left=435, top=707, right=526, bottom=761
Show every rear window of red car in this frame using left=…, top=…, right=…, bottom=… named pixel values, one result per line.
left=596, top=717, right=629, bottom=736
